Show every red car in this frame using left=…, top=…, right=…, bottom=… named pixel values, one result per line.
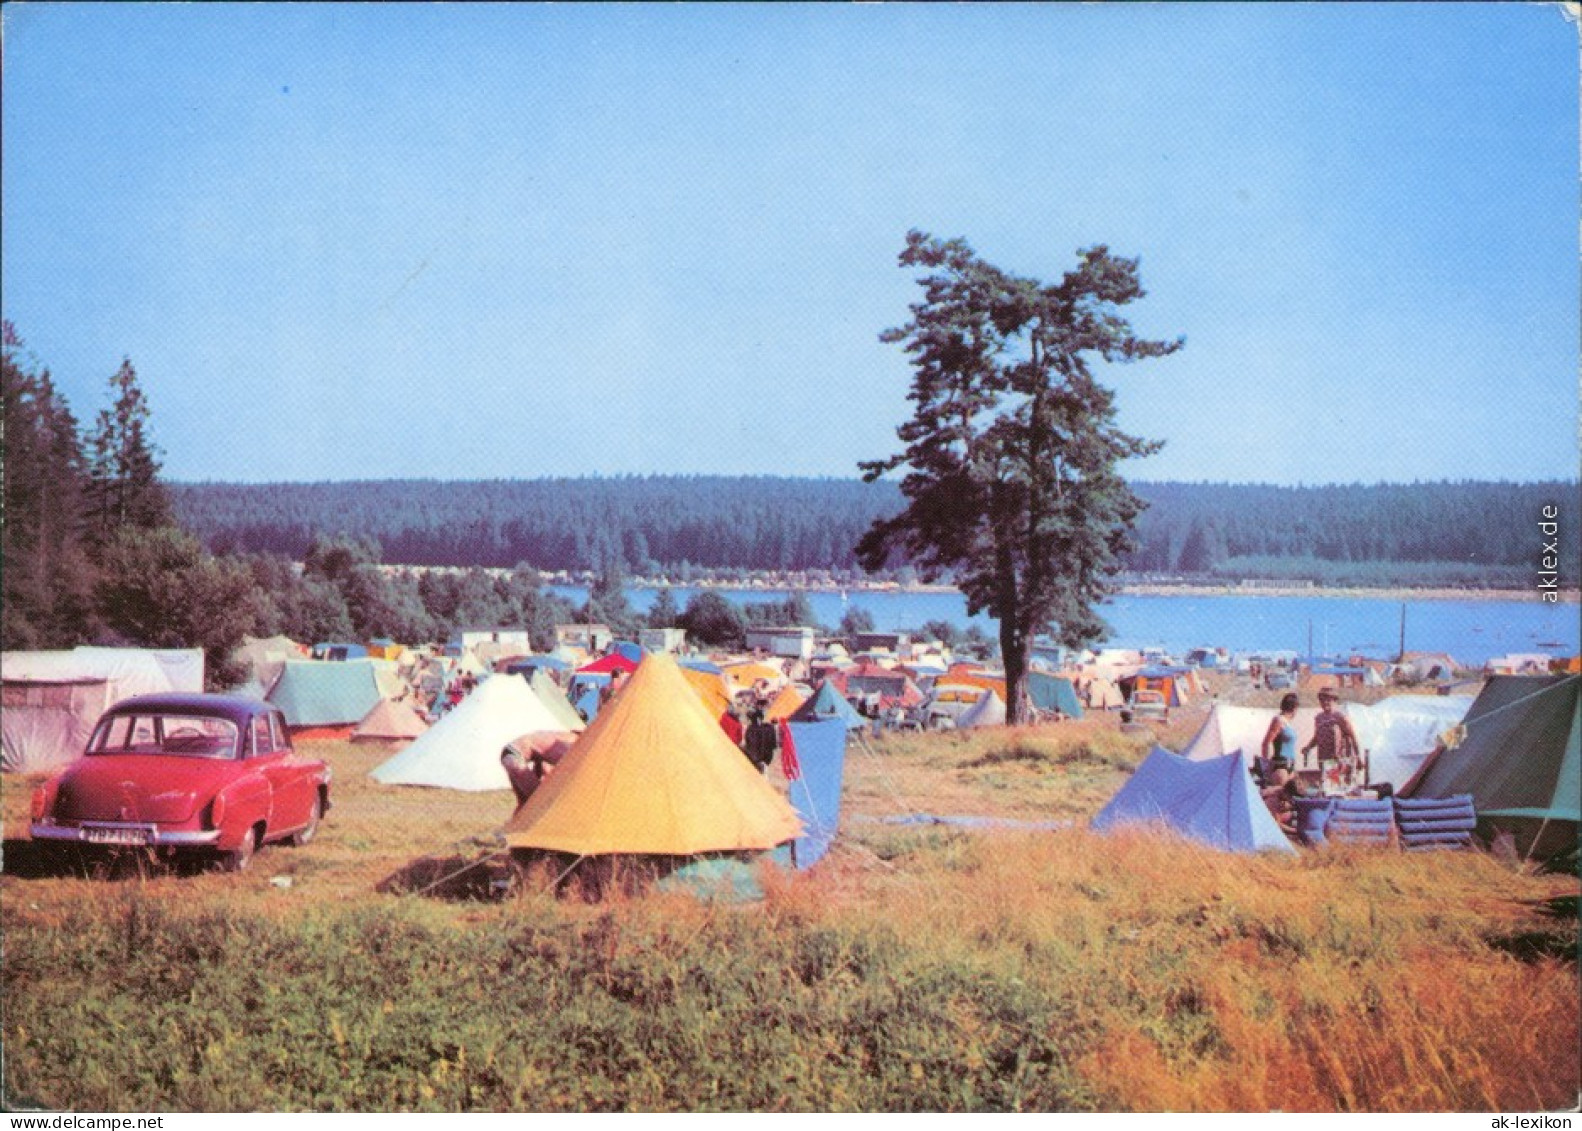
left=30, top=693, right=331, bottom=873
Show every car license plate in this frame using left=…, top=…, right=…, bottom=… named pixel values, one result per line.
left=84, top=827, right=150, bottom=846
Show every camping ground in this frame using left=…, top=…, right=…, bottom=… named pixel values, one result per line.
left=1, top=684, right=1577, bottom=1113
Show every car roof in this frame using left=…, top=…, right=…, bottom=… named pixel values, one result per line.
left=104, top=693, right=276, bottom=727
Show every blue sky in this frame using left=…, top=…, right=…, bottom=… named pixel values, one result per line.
left=3, top=3, right=1578, bottom=485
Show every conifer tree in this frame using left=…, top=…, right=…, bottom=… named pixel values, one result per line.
left=859, top=232, right=1181, bottom=723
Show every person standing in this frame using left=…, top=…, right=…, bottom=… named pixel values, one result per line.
left=1261, top=693, right=1302, bottom=773
left=1302, top=687, right=1360, bottom=783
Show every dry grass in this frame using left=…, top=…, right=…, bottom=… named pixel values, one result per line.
left=2, top=709, right=1576, bottom=1113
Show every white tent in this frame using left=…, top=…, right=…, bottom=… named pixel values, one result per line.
left=1347, top=694, right=1475, bottom=789
left=369, top=674, right=574, bottom=791
left=956, top=690, right=1007, bottom=729
left=1182, top=698, right=1475, bottom=789
left=2, top=647, right=205, bottom=772
left=1181, top=704, right=1324, bottom=769
left=1085, top=676, right=1126, bottom=710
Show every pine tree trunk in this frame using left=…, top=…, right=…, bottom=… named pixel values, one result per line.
left=1000, top=615, right=1030, bottom=726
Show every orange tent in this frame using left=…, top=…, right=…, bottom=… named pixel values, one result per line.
left=763, top=683, right=808, bottom=722
left=505, top=654, right=803, bottom=856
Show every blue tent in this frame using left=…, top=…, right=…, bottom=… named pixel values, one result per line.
left=790, top=681, right=866, bottom=730
left=568, top=671, right=611, bottom=723
left=1093, top=746, right=1296, bottom=854
left=780, top=719, right=849, bottom=869
left=611, top=640, right=644, bottom=663
left=504, top=655, right=570, bottom=682
left=679, top=657, right=723, bottom=675
left=311, top=642, right=369, bottom=662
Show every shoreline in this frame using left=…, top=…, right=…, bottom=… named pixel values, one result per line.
left=547, top=574, right=1581, bottom=605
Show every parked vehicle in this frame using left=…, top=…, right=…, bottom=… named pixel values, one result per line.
left=1130, top=689, right=1170, bottom=723
left=30, top=694, right=331, bottom=873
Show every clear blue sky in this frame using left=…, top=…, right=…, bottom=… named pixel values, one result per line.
left=4, top=3, right=1578, bottom=485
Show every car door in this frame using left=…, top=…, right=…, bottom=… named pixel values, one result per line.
left=248, top=710, right=309, bottom=834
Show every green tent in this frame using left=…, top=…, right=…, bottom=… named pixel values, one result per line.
left=1402, top=674, right=1579, bottom=862
left=1028, top=671, right=1084, bottom=719
left=267, top=660, right=385, bottom=729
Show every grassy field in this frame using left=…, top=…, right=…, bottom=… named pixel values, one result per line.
left=2, top=689, right=1577, bottom=1113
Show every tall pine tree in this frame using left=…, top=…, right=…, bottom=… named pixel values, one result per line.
left=85, top=358, right=170, bottom=543
left=859, top=232, right=1180, bottom=723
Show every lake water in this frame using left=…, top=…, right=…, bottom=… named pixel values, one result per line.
left=549, top=586, right=1579, bottom=667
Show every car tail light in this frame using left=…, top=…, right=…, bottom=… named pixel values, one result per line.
left=210, top=791, right=226, bottom=828
left=31, top=784, right=49, bottom=820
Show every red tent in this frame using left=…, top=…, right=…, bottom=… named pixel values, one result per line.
left=579, top=652, right=640, bottom=676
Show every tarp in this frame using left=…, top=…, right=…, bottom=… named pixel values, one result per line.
left=1401, top=674, right=1579, bottom=860
left=1, top=647, right=206, bottom=772
left=370, top=674, right=574, bottom=791
left=351, top=698, right=430, bottom=743
left=783, top=718, right=848, bottom=869
left=789, top=680, right=866, bottom=730
left=505, top=654, right=803, bottom=855
left=1093, top=746, right=1297, bottom=854
left=268, top=660, right=384, bottom=728
left=610, top=640, right=644, bottom=664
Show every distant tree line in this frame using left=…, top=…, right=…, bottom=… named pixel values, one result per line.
left=172, top=476, right=1579, bottom=588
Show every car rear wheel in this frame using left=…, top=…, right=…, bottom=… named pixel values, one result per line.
left=223, top=825, right=258, bottom=873
left=291, top=794, right=322, bottom=847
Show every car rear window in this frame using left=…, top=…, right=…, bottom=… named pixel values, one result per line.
left=89, top=714, right=241, bottom=759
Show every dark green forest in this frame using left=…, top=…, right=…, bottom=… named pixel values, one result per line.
left=171, top=477, right=1580, bottom=589
left=6, top=319, right=1577, bottom=685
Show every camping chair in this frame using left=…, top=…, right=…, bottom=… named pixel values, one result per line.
left=1392, top=794, right=1478, bottom=851
left=1323, top=797, right=1397, bottom=848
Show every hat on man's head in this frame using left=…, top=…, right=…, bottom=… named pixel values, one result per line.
left=1317, top=687, right=1338, bottom=701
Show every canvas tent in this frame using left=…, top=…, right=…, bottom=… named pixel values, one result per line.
left=778, top=718, right=849, bottom=869
left=1093, top=746, right=1297, bottom=854
left=504, top=654, right=803, bottom=856
left=1183, top=700, right=1466, bottom=789
left=762, top=683, right=809, bottom=722
left=956, top=690, right=1007, bottom=729
left=351, top=698, right=430, bottom=743
left=2, top=647, right=205, bottom=773
left=370, top=673, right=574, bottom=791
left=1401, top=674, right=1579, bottom=861
left=790, top=680, right=867, bottom=730
left=1028, top=671, right=1084, bottom=718
left=1182, top=705, right=1322, bottom=768
left=1084, top=676, right=1126, bottom=711
left=679, top=665, right=733, bottom=720
left=528, top=668, right=588, bottom=734
left=1347, top=694, right=1475, bottom=789
left=232, top=635, right=306, bottom=697
left=267, top=660, right=385, bottom=731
